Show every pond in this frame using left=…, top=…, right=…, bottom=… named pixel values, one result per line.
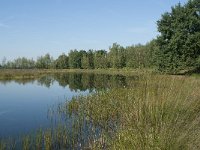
left=0, top=73, right=135, bottom=138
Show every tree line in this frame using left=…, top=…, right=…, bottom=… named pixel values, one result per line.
left=0, top=42, right=156, bottom=70
left=1, top=0, right=199, bottom=74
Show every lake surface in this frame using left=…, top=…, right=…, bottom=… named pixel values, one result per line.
left=0, top=73, right=135, bottom=137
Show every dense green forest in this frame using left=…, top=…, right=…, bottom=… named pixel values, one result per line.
left=1, top=0, right=199, bottom=74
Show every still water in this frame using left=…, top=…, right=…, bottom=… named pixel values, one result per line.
left=0, top=73, right=133, bottom=137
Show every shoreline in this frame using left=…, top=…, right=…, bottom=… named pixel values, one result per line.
left=0, top=68, right=156, bottom=79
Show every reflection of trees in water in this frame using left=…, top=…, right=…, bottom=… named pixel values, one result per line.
left=53, top=73, right=69, bottom=88
left=54, top=73, right=129, bottom=91
left=0, top=78, right=35, bottom=85
left=37, top=76, right=55, bottom=88
left=69, top=73, right=84, bottom=91
left=0, top=73, right=139, bottom=91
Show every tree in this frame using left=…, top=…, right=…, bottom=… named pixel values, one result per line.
left=81, top=50, right=95, bottom=69
left=1, top=57, right=6, bottom=68
left=36, top=53, right=53, bottom=69
left=68, top=50, right=82, bottom=69
left=2, top=57, right=35, bottom=69
left=87, top=50, right=94, bottom=69
left=156, top=0, right=200, bottom=73
left=54, top=53, right=69, bottom=69
left=94, top=50, right=108, bottom=69
left=12, top=57, right=35, bottom=69
left=109, top=43, right=126, bottom=69
left=125, top=44, right=153, bottom=69
left=79, top=50, right=87, bottom=69
left=81, top=53, right=89, bottom=69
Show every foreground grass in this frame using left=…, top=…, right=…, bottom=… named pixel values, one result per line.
left=1, top=74, right=200, bottom=149
left=64, top=75, right=200, bottom=149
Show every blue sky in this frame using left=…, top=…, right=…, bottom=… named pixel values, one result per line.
left=0, top=0, right=188, bottom=60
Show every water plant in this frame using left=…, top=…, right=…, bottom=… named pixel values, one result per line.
left=44, top=129, right=52, bottom=150
left=0, top=140, right=6, bottom=150
left=22, top=135, right=31, bottom=150
left=61, top=75, right=200, bottom=149
left=35, top=129, right=43, bottom=150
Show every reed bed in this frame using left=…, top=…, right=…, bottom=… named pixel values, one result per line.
left=53, top=75, right=200, bottom=149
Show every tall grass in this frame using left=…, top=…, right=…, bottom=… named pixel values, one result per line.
left=62, top=75, right=200, bottom=149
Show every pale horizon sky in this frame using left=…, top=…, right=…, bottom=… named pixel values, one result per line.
left=0, top=0, right=188, bottom=60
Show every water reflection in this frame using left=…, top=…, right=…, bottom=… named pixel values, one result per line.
left=0, top=73, right=138, bottom=91
left=0, top=73, right=138, bottom=137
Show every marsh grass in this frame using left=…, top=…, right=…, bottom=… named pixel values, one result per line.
left=109, top=76, right=200, bottom=149
left=0, top=74, right=200, bottom=149
left=35, top=129, right=43, bottom=150
left=22, top=135, right=31, bottom=150
left=0, top=68, right=154, bottom=80
left=61, top=75, right=200, bottom=149
left=0, top=140, right=6, bottom=150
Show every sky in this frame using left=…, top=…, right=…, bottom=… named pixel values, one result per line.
left=0, top=0, right=188, bottom=60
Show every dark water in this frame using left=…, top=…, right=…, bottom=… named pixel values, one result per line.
left=0, top=73, right=136, bottom=137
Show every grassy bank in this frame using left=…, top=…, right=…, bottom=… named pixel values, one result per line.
left=1, top=74, right=200, bottom=149
left=0, top=68, right=156, bottom=80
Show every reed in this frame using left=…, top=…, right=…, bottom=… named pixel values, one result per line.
left=0, top=140, right=6, bottom=150
left=63, top=75, right=200, bottom=149
left=35, top=129, right=43, bottom=150
left=44, top=129, right=52, bottom=150
left=22, top=135, right=31, bottom=150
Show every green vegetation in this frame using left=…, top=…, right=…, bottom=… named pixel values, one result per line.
left=0, top=43, right=155, bottom=71
left=62, top=75, right=200, bottom=149
left=1, top=74, right=200, bottom=149
left=0, top=69, right=66, bottom=80
left=0, top=0, right=200, bottom=149
left=0, top=68, right=154, bottom=80
left=0, top=71, right=141, bottom=91
left=156, top=0, right=200, bottom=73
left=1, top=1, right=199, bottom=74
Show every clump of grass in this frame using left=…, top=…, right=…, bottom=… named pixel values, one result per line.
left=35, top=129, right=43, bottom=150
left=108, top=77, right=200, bottom=149
left=64, top=75, right=200, bottom=149
left=0, top=140, right=6, bottom=150
left=67, top=98, right=80, bottom=116
left=53, top=125, right=69, bottom=149
left=7, top=138, right=16, bottom=150
left=22, top=135, right=31, bottom=150
left=44, top=129, right=53, bottom=150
